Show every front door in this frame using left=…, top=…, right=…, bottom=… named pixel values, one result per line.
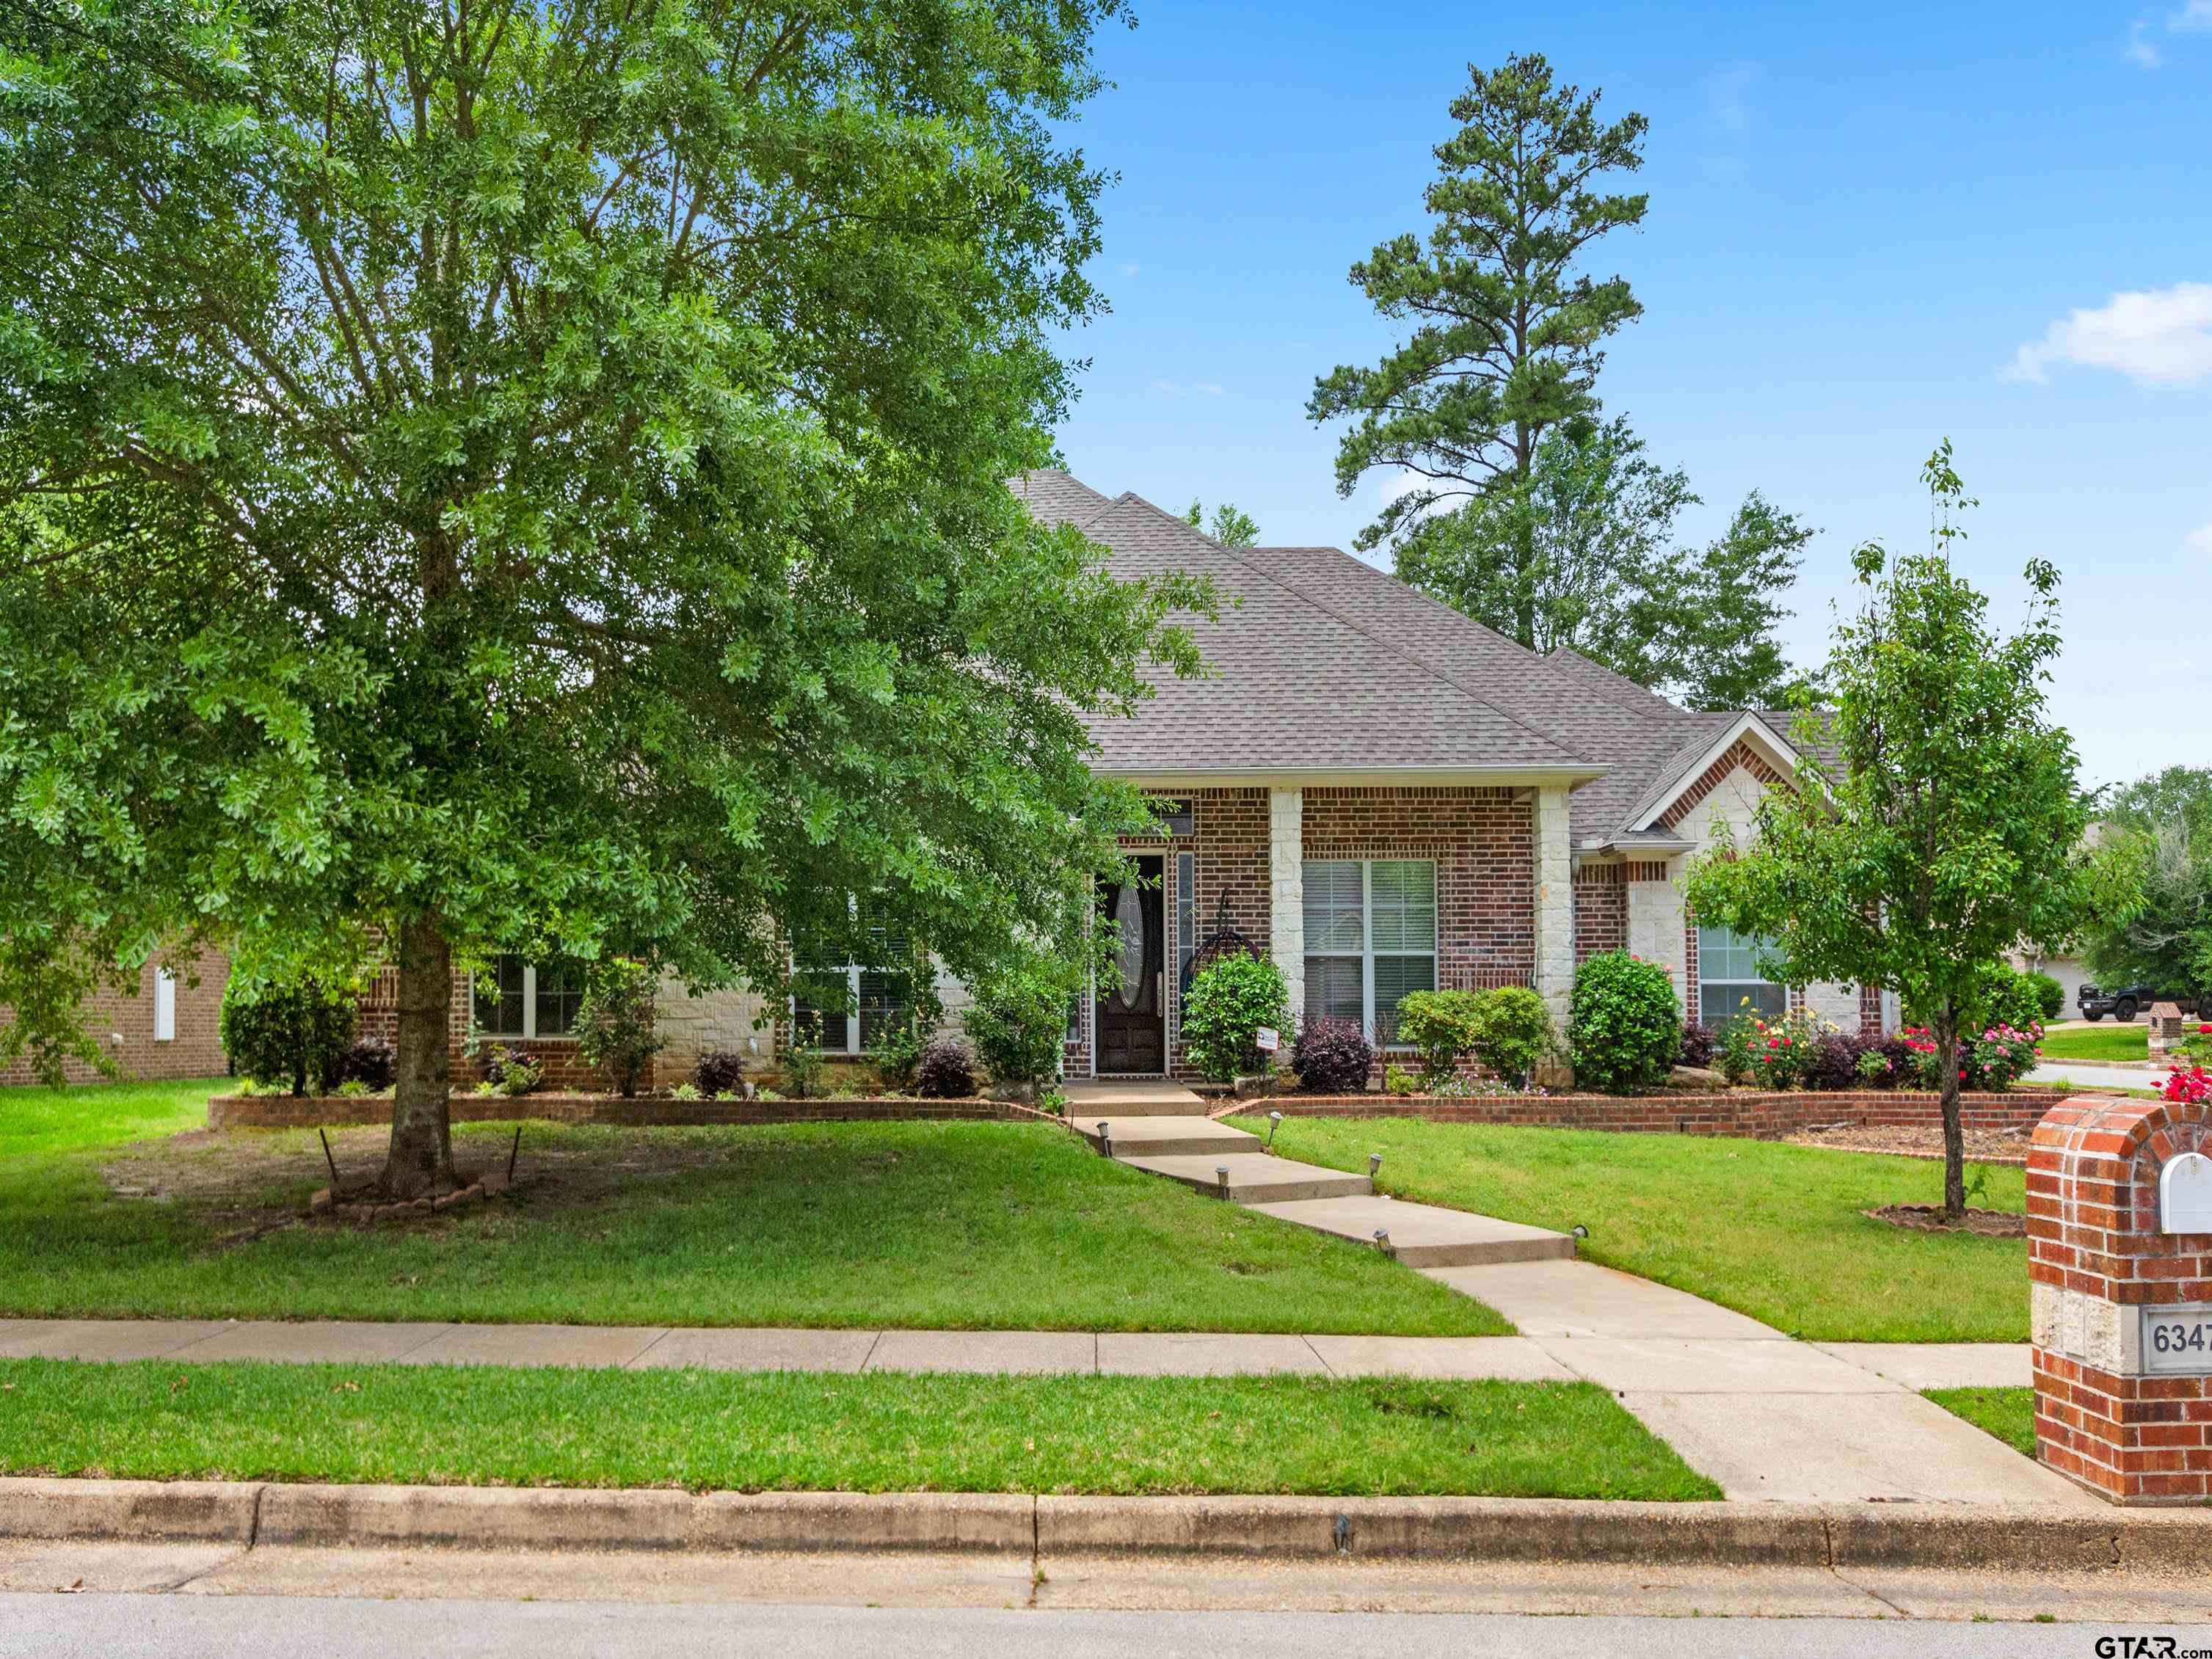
left=1096, top=858, right=1165, bottom=1075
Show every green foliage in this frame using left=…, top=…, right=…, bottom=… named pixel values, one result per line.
left=0, top=0, right=1201, bottom=1183
left=963, top=955, right=1080, bottom=1090
left=1310, top=53, right=1648, bottom=566
left=914, top=1038, right=978, bottom=1100
left=1393, top=418, right=1811, bottom=706
left=572, top=958, right=663, bottom=1099
left=477, top=1046, right=545, bottom=1098
left=1182, top=500, right=1261, bottom=547
left=1181, top=955, right=1291, bottom=1082
left=1568, top=952, right=1681, bottom=1094
left=218, top=977, right=357, bottom=1098
left=2020, top=970, right=2066, bottom=1022
left=1973, top=965, right=2049, bottom=1035
left=1469, top=986, right=1557, bottom=1085
left=1383, top=1063, right=1421, bottom=1097
left=1683, top=443, right=2128, bottom=1214
left=781, top=1014, right=829, bottom=1102
left=1394, top=990, right=1488, bottom=1087
left=2081, top=811, right=2212, bottom=995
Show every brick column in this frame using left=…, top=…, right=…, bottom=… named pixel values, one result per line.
left=1532, top=784, right=1573, bottom=1027
left=2030, top=1094, right=2212, bottom=1503
left=1269, top=787, right=1303, bottom=1027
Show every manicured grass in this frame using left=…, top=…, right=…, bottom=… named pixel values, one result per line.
left=1235, top=1115, right=2029, bottom=1343
left=0, top=1356, right=1718, bottom=1500
left=1926, top=1386, right=2036, bottom=1457
left=0, top=1084, right=1501, bottom=1335
left=2038, top=1025, right=2149, bottom=1062
left=0, top=1076, right=221, bottom=1160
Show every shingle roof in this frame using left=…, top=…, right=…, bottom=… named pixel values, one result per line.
left=1011, top=470, right=1819, bottom=842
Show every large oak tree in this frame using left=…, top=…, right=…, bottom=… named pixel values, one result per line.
left=0, top=0, right=1196, bottom=1195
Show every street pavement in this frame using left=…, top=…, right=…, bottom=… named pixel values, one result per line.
left=2031, top=1060, right=2164, bottom=1091
left=0, top=1590, right=2201, bottom=1657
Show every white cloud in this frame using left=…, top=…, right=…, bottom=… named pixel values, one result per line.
left=2173, top=1, right=2212, bottom=32
left=2008, top=282, right=2212, bottom=387
left=1116, top=262, right=1140, bottom=278
left=2131, top=1, right=2212, bottom=65
left=2189, top=523, right=2212, bottom=554
left=1702, top=63, right=1760, bottom=139
left=2127, top=18, right=2164, bottom=65
left=1150, top=379, right=1224, bottom=397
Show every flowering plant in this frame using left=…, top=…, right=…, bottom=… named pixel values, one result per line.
left=2164, top=1065, right=2212, bottom=1106
left=1896, top=1021, right=2041, bottom=1090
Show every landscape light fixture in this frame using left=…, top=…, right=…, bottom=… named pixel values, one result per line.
left=1266, top=1110, right=1283, bottom=1151
left=1572, top=1224, right=1590, bottom=1240
left=1096, top=1120, right=1112, bottom=1159
left=1369, top=1153, right=1383, bottom=1178
left=1372, top=1228, right=1391, bottom=1251
left=1216, top=1164, right=1231, bottom=1197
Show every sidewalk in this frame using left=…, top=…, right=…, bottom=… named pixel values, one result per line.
left=2029, top=1060, right=2161, bottom=1090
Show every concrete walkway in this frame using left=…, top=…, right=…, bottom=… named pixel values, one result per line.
left=1422, top=1259, right=2083, bottom=1509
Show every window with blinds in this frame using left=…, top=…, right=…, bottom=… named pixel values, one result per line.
left=1696, top=925, right=1786, bottom=1027
left=1302, top=859, right=1438, bottom=1045
left=791, top=903, right=914, bottom=1055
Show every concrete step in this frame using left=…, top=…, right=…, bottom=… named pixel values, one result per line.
left=1060, top=1082, right=1212, bottom=1117
left=1243, top=1195, right=1576, bottom=1269
left=1072, top=1115, right=1258, bottom=1159
left=1116, top=1153, right=1372, bottom=1204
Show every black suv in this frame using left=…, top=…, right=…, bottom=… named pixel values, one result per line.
left=2078, top=984, right=2208, bottom=1022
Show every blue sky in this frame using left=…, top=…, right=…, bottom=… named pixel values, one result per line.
left=1045, top=1, right=2211, bottom=789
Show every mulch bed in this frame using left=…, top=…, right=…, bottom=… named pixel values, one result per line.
left=1863, top=1204, right=2026, bottom=1238
left=1784, top=1122, right=2034, bottom=1167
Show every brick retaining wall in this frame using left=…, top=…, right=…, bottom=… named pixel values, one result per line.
left=209, top=1092, right=1041, bottom=1131
left=1260, top=1088, right=2073, bottom=1140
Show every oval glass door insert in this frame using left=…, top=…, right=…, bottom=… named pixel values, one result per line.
left=1114, top=884, right=1145, bottom=1009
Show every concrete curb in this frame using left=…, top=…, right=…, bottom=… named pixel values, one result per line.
left=6, top=1478, right=2212, bottom=1569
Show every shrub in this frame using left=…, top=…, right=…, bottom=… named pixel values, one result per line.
left=330, top=1038, right=396, bottom=1093
left=1805, top=1029, right=1868, bottom=1091
left=782, top=1010, right=829, bottom=1099
left=964, top=959, right=1076, bottom=1091
left=573, top=956, right=663, bottom=1098
left=669, top=1082, right=702, bottom=1102
left=1469, top=985, right=1555, bottom=1086
left=1964, top=1023, right=2040, bottom=1090
left=915, top=1038, right=978, bottom=1099
left=2023, top=970, right=2066, bottom=1022
left=695, top=1051, right=749, bottom=1098
left=1568, top=952, right=1680, bottom=1094
left=1383, top=1062, right=1420, bottom=1096
left=480, top=1044, right=544, bottom=1096
left=1739, top=1010, right=1820, bottom=1090
left=1291, top=1017, right=1375, bottom=1093
left=1714, top=1015, right=1758, bottom=1084
left=219, top=976, right=357, bottom=1096
left=1678, top=1021, right=1717, bottom=1069
left=1394, top=989, right=1487, bottom=1087
left=1181, top=953, right=1292, bottom=1082
left=872, top=1021, right=925, bottom=1093
left=1856, top=1047, right=1896, bottom=1084
left=1974, top=966, right=2048, bottom=1036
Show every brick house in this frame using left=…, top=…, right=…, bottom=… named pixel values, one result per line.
left=1012, top=470, right=1888, bottom=1082
left=0, top=949, right=231, bottom=1087
left=4, top=470, right=1887, bottom=1093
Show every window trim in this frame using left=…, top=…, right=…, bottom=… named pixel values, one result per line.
left=1302, top=858, right=1438, bottom=1048
left=153, top=967, right=176, bottom=1043
left=472, top=957, right=580, bottom=1041
left=1695, top=925, right=1786, bottom=1027
left=788, top=901, right=914, bottom=1057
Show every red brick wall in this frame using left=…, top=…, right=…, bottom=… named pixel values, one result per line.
left=1268, top=1088, right=2069, bottom=1139
left=1301, top=786, right=1535, bottom=992
left=209, top=1090, right=1041, bottom=1130
left=1573, top=864, right=1628, bottom=963
left=0, top=949, right=232, bottom=1087
left=2030, top=1095, right=2212, bottom=1503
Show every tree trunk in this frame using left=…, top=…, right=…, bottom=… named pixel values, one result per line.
left=1935, top=1002, right=1965, bottom=1221
left=383, top=918, right=456, bottom=1199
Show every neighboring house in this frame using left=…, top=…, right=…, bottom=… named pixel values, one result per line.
left=0, top=950, right=230, bottom=1087
left=2012, top=946, right=2091, bottom=1022
left=1013, top=470, right=1886, bottom=1082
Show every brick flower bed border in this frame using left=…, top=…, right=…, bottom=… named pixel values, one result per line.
left=208, top=1092, right=1052, bottom=1131
left=1245, top=1089, right=2079, bottom=1141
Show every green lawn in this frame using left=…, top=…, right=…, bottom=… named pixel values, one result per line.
left=0, top=1356, right=1717, bottom=1500
left=2038, top=1025, right=2149, bottom=1062
left=1235, top=1115, right=2029, bottom=1342
left=1926, top=1386, right=2036, bottom=1457
left=0, top=1079, right=1499, bottom=1335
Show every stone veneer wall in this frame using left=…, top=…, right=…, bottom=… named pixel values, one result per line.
left=0, top=950, right=232, bottom=1087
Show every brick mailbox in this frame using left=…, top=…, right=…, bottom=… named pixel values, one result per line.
left=2030, top=1094, right=2212, bottom=1502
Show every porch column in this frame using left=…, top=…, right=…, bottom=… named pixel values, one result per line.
left=1269, top=787, right=1304, bottom=1026
left=1533, top=784, right=1573, bottom=1027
